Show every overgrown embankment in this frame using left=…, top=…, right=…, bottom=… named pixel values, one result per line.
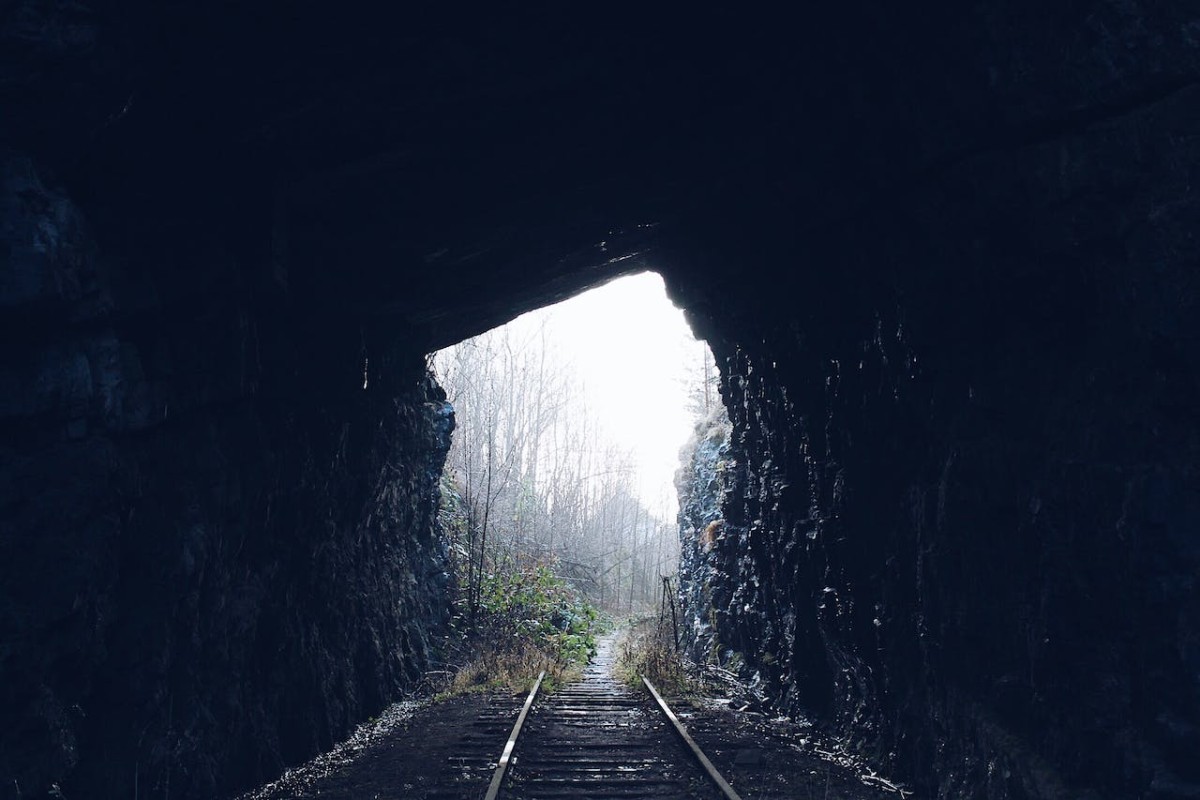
left=435, top=474, right=603, bottom=693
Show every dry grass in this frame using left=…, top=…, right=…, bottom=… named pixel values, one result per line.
left=443, top=642, right=585, bottom=697
left=613, top=617, right=697, bottom=696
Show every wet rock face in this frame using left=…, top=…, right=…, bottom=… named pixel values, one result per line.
left=675, top=408, right=734, bottom=664
left=0, top=151, right=454, bottom=798
left=675, top=84, right=1200, bottom=799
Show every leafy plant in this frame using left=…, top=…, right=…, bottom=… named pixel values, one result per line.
left=446, top=559, right=601, bottom=693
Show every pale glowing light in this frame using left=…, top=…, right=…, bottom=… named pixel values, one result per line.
left=498, top=272, right=710, bottom=519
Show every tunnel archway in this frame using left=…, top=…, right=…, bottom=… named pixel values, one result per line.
left=3, top=5, right=1198, bottom=800
left=427, top=272, right=707, bottom=620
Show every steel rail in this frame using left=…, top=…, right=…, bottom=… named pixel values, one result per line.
left=642, top=675, right=744, bottom=800
left=483, top=670, right=545, bottom=800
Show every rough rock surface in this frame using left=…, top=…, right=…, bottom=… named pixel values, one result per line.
left=0, top=148, right=454, bottom=799
left=675, top=84, right=1200, bottom=800
left=2, top=3, right=1199, bottom=800
left=675, top=407, right=734, bottom=665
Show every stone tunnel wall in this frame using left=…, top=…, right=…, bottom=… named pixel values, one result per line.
left=672, top=84, right=1200, bottom=800
left=0, top=151, right=454, bottom=799
left=4, top=4, right=1200, bottom=800
left=675, top=406, right=734, bottom=665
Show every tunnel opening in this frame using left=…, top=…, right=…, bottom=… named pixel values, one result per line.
left=427, top=272, right=724, bottom=636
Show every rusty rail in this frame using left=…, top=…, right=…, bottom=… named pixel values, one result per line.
left=642, top=675, right=744, bottom=800
left=483, top=670, right=545, bottom=800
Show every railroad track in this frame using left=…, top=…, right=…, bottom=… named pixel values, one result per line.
left=484, top=635, right=742, bottom=800
left=421, top=692, right=535, bottom=800
left=241, top=636, right=903, bottom=799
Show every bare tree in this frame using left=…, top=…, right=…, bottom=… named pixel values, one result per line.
left=432, top=323, right=678, bottom=617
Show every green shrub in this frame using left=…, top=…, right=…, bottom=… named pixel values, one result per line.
left=450, top=560, right=600, bottom=693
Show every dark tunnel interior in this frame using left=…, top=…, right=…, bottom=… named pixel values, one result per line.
left=2, top=4, right=1198, bottom=799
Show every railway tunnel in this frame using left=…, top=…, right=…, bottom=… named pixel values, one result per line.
left=2, top=4, right=1199, bottom=799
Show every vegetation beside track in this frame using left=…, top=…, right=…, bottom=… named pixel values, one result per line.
left=613, top=616, right=698, bottom=696
left=438, top=560, right=606, bottom=696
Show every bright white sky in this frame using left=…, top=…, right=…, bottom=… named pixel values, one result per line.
left=492, top=271, right=710, bottom=520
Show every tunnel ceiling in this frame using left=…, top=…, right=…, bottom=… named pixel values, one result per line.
left=13, top=3, right=1195, bottom=348
left=8, top=6, right=762, bottom=346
